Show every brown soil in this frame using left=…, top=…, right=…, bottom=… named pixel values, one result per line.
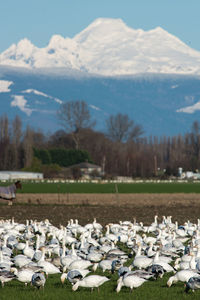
left=1, top=193, right=200, bottom=227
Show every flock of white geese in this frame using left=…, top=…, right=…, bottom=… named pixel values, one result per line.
left=1, top=215, right=200, bottom=294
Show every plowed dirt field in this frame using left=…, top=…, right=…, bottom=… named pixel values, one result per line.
left=1, top=193, right=200, bottom=226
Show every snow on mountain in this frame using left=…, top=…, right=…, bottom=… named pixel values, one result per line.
left=9, top=87, right=64, bottom=116
left=11, top=88, right=63, bottom=116
left=11, top=95, right=33, bottom=116
left=22, top=89, right=63, bottom=104
left=0, top=80, right=13, bottom=92
left=177, top=101, right=200, bottom=114
left=89, top=104, right=102, bottom=111
left=0, top=18, right=200, bottom=75
left=0, top=39, right=37, bottom=68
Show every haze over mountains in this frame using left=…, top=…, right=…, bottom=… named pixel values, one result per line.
left=0, top=18, right=200, bottom=136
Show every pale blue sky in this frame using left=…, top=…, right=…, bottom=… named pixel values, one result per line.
left=0, top=0, right=199, bottom=53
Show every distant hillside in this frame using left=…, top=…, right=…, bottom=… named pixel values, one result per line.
left=0, top=66, right=200, bottom=136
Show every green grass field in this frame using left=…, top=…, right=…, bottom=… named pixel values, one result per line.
left=10, top=181, right=200, bottom=194
left=0, top=270, right=199, bottom=300
left=0, top=240, right=199, bottom=300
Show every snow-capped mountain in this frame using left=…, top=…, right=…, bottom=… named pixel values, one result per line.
left=1, top=18, right=200, bottom=76
left=1, top=18, right=200, bottom=137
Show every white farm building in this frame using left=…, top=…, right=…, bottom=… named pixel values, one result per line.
left=0, top=171, right=43, bottom=181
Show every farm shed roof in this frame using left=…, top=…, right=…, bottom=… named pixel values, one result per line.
left=0, top=171, right=43, bottom=180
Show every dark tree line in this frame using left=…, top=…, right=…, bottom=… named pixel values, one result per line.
left=1, top=101, right=200, bottom=178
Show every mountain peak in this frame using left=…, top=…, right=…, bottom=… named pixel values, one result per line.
left=87, top=17, right=125, bottom=27
left=48, top=35, right=67, bottom=48
left=151, top=26, right=166, bottom=33
left=74, top=18, right=133, bottom=44
left=15, top=38, right=36, bottom=55
left=17, top=38, right=35, bottom=48
left=0, top=18, right=200, bottom=75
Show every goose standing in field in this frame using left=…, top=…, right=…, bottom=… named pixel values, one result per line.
left=126, top=269, right=155, bottom=280
left=14, top=240, right=26, bottom=252
left=33, top=244, right=43, bottom=262
left=116, top=274, right=146, bottom=293
left=23, top=240, right=35, bottom=259
left=31, top=272, right=46, bottom=289
left=146, top=264, right=165, bottom=279
left=142, top=234, right=157, bottom=245
left=145, top=242, right=156, bottom=258
left=118, top=266, right=131, bottom=277
left=68, top=259, right=92, bottom=271
left=11, top=267, right=34, bottom=286
left=174, top=252, right=197, bottom=271
left=0, top=250, right=12, bottom=271
left=37, top=247, right=61, bottom=276
left=1, top=237, right=12, bottom=257
left=107, top=246, right=127, bottom=259
left=99, top=241, right=116, bottom=254
left=0, top=270, right=16, bottom=287
left=177, top=246, right=191, bottom=263
left=60, top=242, right=81, bottom=271
left=61, top=270, right=82, bottom=285
left=111, top=260, right=123, bottom=273
left=167, top=270, right=200, bottom=287
left=86, top=251, right=103, bottom=263
left=93, top=259, right=113, bottom=272
left=154, top=249, right=172, bottom=264
left=105, top=225, right=118, bottom=243
left=13, top=254, right=31, bottom=268
left=133, top=245, right=152, bottom=269
left=152, top=251, right=174, bottom=273
left=61, top=269, right=90, bottom=285
left=185, top=276, right=200, bottom=293
left=92, top=218, right=103, bottom=231
left=72, top=275, right=109, bottom=292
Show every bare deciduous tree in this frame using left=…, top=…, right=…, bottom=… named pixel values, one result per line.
left=0, top=115, right=10, bottom=169
left=57, top=100, right=95, bottom=149
left=12, top=115, right=22, bottom=169
left=106, top=113, right=143, bottom=142
left=23, top=125, right=33, bottom=168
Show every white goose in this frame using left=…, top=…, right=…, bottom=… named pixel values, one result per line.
left=116, top=275, right=146, bottom=292
left=167, top=270, right=199, bottom=287
left=37, top=247, right=61, bottom=276
left=87, top=251, right=103, bottom=263
left=92, top=218, right=103, bottom=231
left=0, top=250, right=12, bottom=270
left=72, top=275, right=109, bottom=292
left=11, top=267, right=34, bottom=286
left=23, top=240, right=35, bottom=259
left=105, top=225, right=118, bottom=243
left=13, top=254, right=31, bottom=268
left=93, top=259, right=113, bottom=272
left=1, top=237, right=12, bottom=257
left=68, top=259, right=92, bottom=271
left=60, top=243, right=81, bottom=272
left=133, top=245, right=152, bottom=269
left=174, top=252, right=196, bottom=271
left=152, top=251, right=174, bottom=273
